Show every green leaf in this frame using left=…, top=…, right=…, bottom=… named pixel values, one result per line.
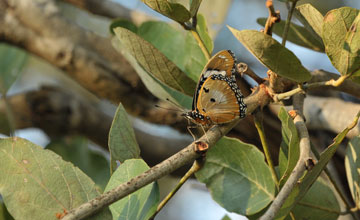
left=257, top=18, right=324, bottom=52
left=0, top=137, right=111, bottom=220
left=291, top=178, right=340, bottom=220
left=138, top=21, right=207, bottom=81
left=195, top=137, right=275, bottom=215
left=275, top=112, right=360, bottom=219
left=228, top=27, right=311, bottom=83
left=114, top=27, right=196, bottom=96
left=352, top=75, right=360, bottom=84
left=196, top=13, right=213, bottom=54
left=323, top=7, right=360, bottom=76
left=0, top=199, right=13, bottom=220
left=197, top=0, right=232, bottom=38
left=46, top=136, right=110, bottom=190
left=104, top=159, right=159, bottom=220
left=295, top=4, right=324, bottom=40
left=141, top=0, right=191, bottom=23
left=221, top=214, right=231, bottom=220
left=0, top=112, right=11, bottom=136
left=184, top=32, right=208, bottom=81
left=278, top=107, right=300, bottom=187
left=112, top=37, right=192, bottom=109
left=190, top=0, right=202, bottom=17
left=0, top=44, right=28, bottom=94
left=345, top=135, right=360, bottom=206
left=109, top=103, right=140, bottom=174
left=109, top=19, right=138, bottom=35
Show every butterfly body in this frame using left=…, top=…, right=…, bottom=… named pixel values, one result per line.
left=184, top=50, right=246, bottom=126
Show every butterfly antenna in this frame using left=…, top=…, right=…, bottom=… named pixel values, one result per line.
left=154, top=104, right=182, bottom=112
left=165, top=98, right=186, bottom=112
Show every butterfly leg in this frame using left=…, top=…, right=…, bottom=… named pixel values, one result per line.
left=200, top=125, right=210, bottom=143
left=187, top=125, right=197, bottom=141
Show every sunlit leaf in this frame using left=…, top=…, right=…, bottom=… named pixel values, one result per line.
left=46, top=136, right=110, bottom=190
left=257, top=18, right=324, bottom=52
left=141, top=0, right=191, bottom=23
left=114, top=27, right=196, bottom=96
left=295, top=4, right=324, bottom=40
left=195, top=137, right=275, bottom=215
left=0, top=137, right=111, bottom=220
left=104, top=159, right=159, bottom=220
left=323, top=7, right=360, bottom=76
left=108, top=103, right=140, bottom=174
left=345, top=135, right=360, bottom=207
left=228, top=27, right=311, bottom=82
left=197, top=0, right=231, bottom=38
left=196, top=13, right=213, bottom=54
left=278, top=107, right=300, bottom=187
left=0, top=44, right=28, bottom=94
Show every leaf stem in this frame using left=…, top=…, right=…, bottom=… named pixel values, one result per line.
left=254, top=112, right=279, bottom=188
left=149, top=160, right=203, bottom=220
left=282, top=0, right=298, bottom=46
left=273, top=75, right=349, bottom=102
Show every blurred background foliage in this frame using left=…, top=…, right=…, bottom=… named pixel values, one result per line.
left=0, top=0, right=360, bottom=219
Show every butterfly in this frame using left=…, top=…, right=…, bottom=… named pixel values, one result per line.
left=183, top=50, right=246, bottom=126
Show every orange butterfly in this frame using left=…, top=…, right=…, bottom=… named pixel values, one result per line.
left=184, top=50, right=246, bottom=126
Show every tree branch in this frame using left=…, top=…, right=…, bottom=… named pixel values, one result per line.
left=62, top=85, right=269, bottom=220
left=0, top=86, right=112, bottom=149
left=0, top=87, right=195, bottom=171
left=270, top=96, right=360, bottom=138
left=61, top=0, right=152, bottom=25
left=0, top=0, right=193, bottom=127
left=260, top=93, right=311, bottom=220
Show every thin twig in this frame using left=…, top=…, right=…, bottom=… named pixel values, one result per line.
left=310, top=70, right=360, bottom=99
left=254, top=112, right=279, bottom=188
left=264, top=0, right=280, bottom=35
left=281, top=0, right=298, bottom=46
left=237, top=63, right=265, bottom=85
left=273, top=75, right=349, bottom=102
left=260, top=94, right=311, bottom=220
left=149, top=160, right=203, bottom=220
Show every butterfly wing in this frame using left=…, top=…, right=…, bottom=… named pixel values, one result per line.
left=197, top=76, right=244, bottom=124
left=192, top=50, right=236, bottom=110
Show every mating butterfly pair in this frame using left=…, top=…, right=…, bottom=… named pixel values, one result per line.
left=184, top=50, right=247, bottom=126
